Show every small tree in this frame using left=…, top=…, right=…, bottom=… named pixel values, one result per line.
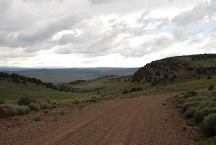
left=122, top=90, right=128, bottom=94
left=18, top=96, right=32, bottom=105
left=208, top=84, right=215, bottom=91
left=0, top=97, right=5, bottom=104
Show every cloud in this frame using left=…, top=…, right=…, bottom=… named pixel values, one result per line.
left=56, top=20, right=117, bottom=56
left=0, top=1, right=12, bottom=15
left=54, top=13, right=174, bottom=57
left=17, top=15, right=81, bottom=46
left=0, top=0, right=215, bottom=67
left=173, top=0, right=216, bottom=26
left=91, top=0, right=119, bottom=5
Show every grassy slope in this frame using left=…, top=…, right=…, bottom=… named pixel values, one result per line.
left=68, top=74, right=216, bottom=97
left=2, top=54, right=215, bottom=102
left=0, top=79, right=98, bottom=102
left=67, top=76, right=144, bottom=96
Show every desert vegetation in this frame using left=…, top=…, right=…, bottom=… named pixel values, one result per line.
left=0, top=72, right=56, bottom=89
left=0, top=96, right=54, bottom=117
left=1, top=54, right=216, bottom=145
left=175, top=89, right=216, bottom=138
left=133, top=54, right=216, bottom=85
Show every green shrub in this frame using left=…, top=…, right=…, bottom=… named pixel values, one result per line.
left=194, top=108, right=216, bottom=123
left=186, top=96, right=209, bottom=102
left=205, top=138, right=216, bottom=145
left=6, top=105, right=30, bottom=116
left=47, top=98, right=51, bottom=104
left=202, top=113, right=216, bottom=137
left=182, top=101, right=200, bottom=113
left=89, top=97, right=97, bottom=103
left=176, top=97, right=185, bottom=105
left=17, top=96, right=32, bottom=105
left=182, top=91, right=197, bottom=98
left=208, top=84, right=215, bottom=91
left=0, top=98, right=5, bottom=104
left=183, top=107, right=196, bottom=119
left=122, top=90, right=128, bottom=94
left=130, top=87, right=142, bottom=92
left=28, top=103, right=40, bottom=111
left=72, top=99, right=80, bottom=104
left=199, top=100, right=216, bottom=108
left=40, top=103, right=49, bottom=109
left=17, top=105, right=30, bottom=115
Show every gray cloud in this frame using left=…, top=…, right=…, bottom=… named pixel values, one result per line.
left=56, top=21, right=117, bottom=56
left=0, top=14, right=82, bottom=53
left=119, top=35, right=175, bottom=57
left=173, top=0, right=216, bottom=26
left=18, top=15, right=81, bottom=46
left=55, top=15, right=174, bottom=57
left=0, top=1, right=12, bottom=15
left=23, top=0, right=63, bottom=2
left=0, top=0, right=215, bottom=67
left=91, top=0, right=119, bottom=5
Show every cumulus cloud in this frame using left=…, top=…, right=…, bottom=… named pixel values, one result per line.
left=173, top=0, right=216, bottom=26
left=17, top=15, right=81, bottom=46
left=91, top=0, right=120, bottom=5
left=0, top=0, right=215, bottom=67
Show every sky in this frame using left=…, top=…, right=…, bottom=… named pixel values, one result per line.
left=0, top=0, right=216, bottom=68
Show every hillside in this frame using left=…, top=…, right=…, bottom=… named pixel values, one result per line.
left=1, top=54, right=216, bottom=145
left=0, top=72, right=56, bottom=89
left=133, top=54, right=216, bottom=85
left=0, top=72, right=128, bottom=102
left=2, top=54, right=216, bottom=101
left=0, top=72, right=80, bottom=101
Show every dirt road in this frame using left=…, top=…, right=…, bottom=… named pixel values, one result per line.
left=1, top=95, right=200, bottom=145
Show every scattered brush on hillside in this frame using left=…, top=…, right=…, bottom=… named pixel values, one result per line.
left=122, top=87, right=143, bottom=94
left=0, top=97, right=5, bottom=104
left=57, top=84, right=105, bottom=93
left=175, top=90, right=216, bottom=137
left=3, top=105, right=31, bottom=116
left=133, top=54, right=216, bottom=85
left=28, top=103, right=41, bottom=111
left=0, top=72, right=57, bottom=89
left=17, top=96, right=33, bottom=105
left=0, top=96, right=55, bottom=117
left=62, top=75, right=130, bottom=94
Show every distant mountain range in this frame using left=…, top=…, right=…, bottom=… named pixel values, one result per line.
left=0, top=67, right=138, bottom=83
left=0, top=67, right=30, bottom=71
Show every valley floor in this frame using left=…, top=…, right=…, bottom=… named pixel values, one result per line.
left=0, top=95, right=200, bottom=145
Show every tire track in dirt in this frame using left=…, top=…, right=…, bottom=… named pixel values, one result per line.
left=22, top=101, right=123, bottom=145
left=94, top=99, right=146, bottom=145
left=122, top=95, right=199, bottom=145
left=59, top=99, right=141, bottom=145
left=21, top=95, right=200, bottom=145
left=25, top=99, right=137, bottom=145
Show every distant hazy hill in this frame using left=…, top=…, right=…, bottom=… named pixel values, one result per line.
left=133, top=54, right=216, bottom=85
left=2, top=68, right=138, bottom=83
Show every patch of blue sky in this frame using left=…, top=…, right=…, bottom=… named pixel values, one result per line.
left=154, top=26, right=172, bottom=35
left=190, top=23, right=216, bottom=39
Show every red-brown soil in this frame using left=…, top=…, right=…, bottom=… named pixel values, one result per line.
left=0, top=108, right=8, bottom=119
left=0, top=95, right=201, bottom=145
